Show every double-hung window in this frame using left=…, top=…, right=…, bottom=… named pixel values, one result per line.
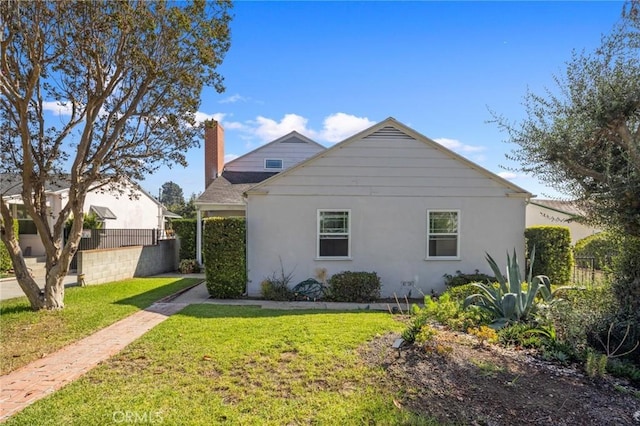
left=427, top=210, right=459, bottom=259
left=317, top=210, right=350, bottom=258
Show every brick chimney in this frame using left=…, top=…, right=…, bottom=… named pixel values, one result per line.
left=204, top=119, right=224, bottom=188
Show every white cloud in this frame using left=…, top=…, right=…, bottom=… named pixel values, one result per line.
left=497, top=171, right=520, bottom=180
left=241, top=113, right=374, bottom=144
left=195, top=112, right=226, bottom=124
left=218, top=94, right=247, bottom=104
left=434, top=138, right=485, bottom=153
left=319, top=113, right=375, bottom=143
left=198, top=112, right=375, bottom=146
left=253, top=114, right=315, bottom=141
left=224, top=153, right=239, bottom=163
left=42, top=101, right=74, bottom=116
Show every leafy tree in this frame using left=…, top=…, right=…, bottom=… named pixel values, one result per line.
left=176, top=193, right=198, bottom=219
left=493, top=1, right=640, bottom=236
left=0, top=1, right=232, bottom=310
left=160, top=181, right=185, bottom=210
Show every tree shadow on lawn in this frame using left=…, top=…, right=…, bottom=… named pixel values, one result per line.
left=113, top=278, right=202, bottom=309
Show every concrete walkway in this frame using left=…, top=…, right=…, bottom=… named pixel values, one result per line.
left=0, top=276, right=399, bottom=422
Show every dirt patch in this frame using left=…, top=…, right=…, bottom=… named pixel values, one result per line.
left=360, top=329, right=640, bottom=426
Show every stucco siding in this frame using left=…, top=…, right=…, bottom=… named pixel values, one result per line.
left=74, top=186, right=161, bottom=229
left=225, top=137, right=325, bottom=172
left=247, top=194, right=526, bottom=298
left=526, top=203, right=600, bottom=244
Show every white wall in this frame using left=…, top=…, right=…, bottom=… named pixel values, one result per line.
left=247, top=194, right=526, bottom=298
left=72, top=183, right=161, bottom=230
left=526, top=204, right=600, bottom=244
left=246, top=126, right=528, bottom=298
left=225, top=135, right=325, bottom=172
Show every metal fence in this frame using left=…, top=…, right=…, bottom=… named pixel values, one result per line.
left=573, top=256, right=596, bottom=285
left=65, top=228, right=169, bottom=270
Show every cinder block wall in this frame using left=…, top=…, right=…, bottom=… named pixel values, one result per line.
left=78, top=239, right=178, bottom=285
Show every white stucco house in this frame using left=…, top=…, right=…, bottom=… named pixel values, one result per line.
left=0, top=174, right=178, bottom=257
left=195, top=120, right=326, bottom=263
left=244, top=117, right=532, bottom=298
left=526, top=199, right=600, bottom=244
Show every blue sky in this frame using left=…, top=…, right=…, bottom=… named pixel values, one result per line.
left=137, top=2, right=625, bottom=199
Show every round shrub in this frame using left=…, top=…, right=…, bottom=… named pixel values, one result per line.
left=326, top=271, right=381, bottom=303
left=574, top=232, right=618, bottom=270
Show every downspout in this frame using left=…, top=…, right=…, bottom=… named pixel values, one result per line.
left=244, top=195, right=249, bottom=296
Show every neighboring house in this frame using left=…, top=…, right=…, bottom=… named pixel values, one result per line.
left=194, top=121, right=326, bottom=263
left=245, top=117, right=532, bottom=298
left=0, top=174, right=178, bottom=257
left=526, top=199, right=600, bottom=244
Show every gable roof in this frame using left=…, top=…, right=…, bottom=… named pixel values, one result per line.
left=223, top=130, right=325, bottom=169
left=0, top=173, right=71, bottom=197
left=246, top=117, right=532, bottom=197
left=196, top=171, right=279, bottom=205
left=1, top=173, right=179, bottom=217
left=529, top=199, right=586, bottom=217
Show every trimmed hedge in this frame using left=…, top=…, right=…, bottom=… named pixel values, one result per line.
left=326, top=271, right=381, bottom=303
left=574, top=232, right=618, bottom=270
left=0, top=220, right=18, bottom=272
left=203, top=217, right=246, bottom=298
left=525, top=226, right=573, bottom=285
left=172, top=219, right=197, bottom=261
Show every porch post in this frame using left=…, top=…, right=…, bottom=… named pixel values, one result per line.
left=196, top=209, right=202, bottom=265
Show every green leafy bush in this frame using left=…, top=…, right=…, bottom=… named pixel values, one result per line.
left=172, top=219, right=197, bottom=261
left=443, top=270, right=496, bottom=287
left=525, top=226, right=573, bottom=285
left=203, top=217, right=246, bottom=298
left=574, top=232, right=617, bottom=270
left=497, top=323, right=543, bottom=349
left=611, top=235, right=640, bottom=315
left=607, top=358, right=640, bottom=385
left=446, top=283, right=497, bottom=303
left=540, top=285, right=616, bottom=359
left=178, top=259, right=200, bottom=274
left=403, top=293, right=487, bottom=342
left=326, top=271, right=380, bottom=303
left=0, top=220, right=18, bottom=272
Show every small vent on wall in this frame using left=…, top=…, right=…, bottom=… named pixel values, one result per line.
left=364, top=126, right=415, bottom=140
left=281, top=137, right=306, bottom=143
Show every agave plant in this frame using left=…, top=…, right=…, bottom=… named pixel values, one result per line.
left=463, top=247, right=556, bottom=329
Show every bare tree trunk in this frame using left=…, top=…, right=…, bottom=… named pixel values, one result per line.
left=42, top=257, right=66, bottom=309
left=4, top=236, right=46, bottom=310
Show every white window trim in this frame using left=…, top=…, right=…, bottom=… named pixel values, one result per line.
left=316, top=209, right=352, bottom=260
left=264, top=158, right=283, bottom=170
left=425, top=209, right=461, bottom=260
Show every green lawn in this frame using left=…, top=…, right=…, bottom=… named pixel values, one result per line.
left=0, top=277, right=201, bottom=375
left=5, top=305, right=437, bottom=425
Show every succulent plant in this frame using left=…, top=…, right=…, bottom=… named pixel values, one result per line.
left=463, top=247, right=560, bottom=328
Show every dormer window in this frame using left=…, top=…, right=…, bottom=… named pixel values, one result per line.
left=264, top=159, right=283, bottom=169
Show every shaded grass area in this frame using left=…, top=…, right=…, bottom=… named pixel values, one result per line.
left=5, top=305, right=437, bottom=425
left=0, top=277, right=201, bottom=375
